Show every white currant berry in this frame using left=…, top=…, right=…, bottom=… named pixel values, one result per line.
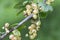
left=13, top=37, right=17, bottom=40
left=33, top=14, right=37, bottom=19
left=30, top=35, right=35, bottom=39
left=5, top=23, right=9, bottom=28
left=2, top=27, right=4, bottom=29
left=26, top=9, right=31, bottom=15
left=33, top=9, right=38, bottom=14
left=32, top=29, right=37, bottom=33
left=23, top=11, right=27, bottom=15
left=36, top=26, right=40, bottom=31
left=33, top=33, right=37, bottom=37
left=26, top=5, right=31, bottom=10
left=28, top=26, right=32, bottom=30
left=31, top=3, right=37, bottom=9
left=25, top=34, right=29, bottom=37
left=36, top=21, right=41, bottom=26
left=31, top=24, right=36, bottom=29
left=9, top=34, right=14, bottom=39
left=6, top=30, right=9, bottom=33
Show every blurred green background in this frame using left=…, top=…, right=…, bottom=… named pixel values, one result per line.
left=0, top=0, right=60, bottom=40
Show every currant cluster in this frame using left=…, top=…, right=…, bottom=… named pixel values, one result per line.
left=23, top=3, right=39, bottom=19
left=2, top=23, right=10, bottom=33
left=24, top=2, right=41, bottom=40
left=2, top=23, right=21, bottom=40
left=1, top=0, right=54, bottom=40
left=9, top=29, right=21, bottom=40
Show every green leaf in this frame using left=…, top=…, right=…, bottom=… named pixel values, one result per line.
left=39, top=12, right=47, bottom=18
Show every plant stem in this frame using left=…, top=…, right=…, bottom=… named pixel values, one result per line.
left=43, top=0, right=47, bottom=3
left=0, top=14, right=33, bottom=40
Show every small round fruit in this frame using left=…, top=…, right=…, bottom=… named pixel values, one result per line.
left=26, top=9, right=31, bottom=15
left=9, top=34, right=14, bottom=39
left=33, top=33, right=37, bottom=37
left=36, top=21, right=41, bottom=26
left=25, top=34, right=29, bottom=37
left=28, top=26, right=32, bottom=30
left=26, top=5, right=31, bottom=10
left=2, top=27, right=4, bottom=29
left=36, top=26, right=40, bottom=31
left=31, top=24, right=36, bottom=29
left=14, top=37, right=17, bottom=40
left=6, top=30, right=9, bottom=33
left=32, top=29, right=37, bottom=33
left=33, top=9, right=38, bottom=14
left=33, top=15, right=37, bottom=19
left=23, top=11, right=27, bottom=15
left=31, top=3, right=37, bottom=9
left=29, top=35, right=35, bottom=39
left=5, top=23, right=9, bottom=28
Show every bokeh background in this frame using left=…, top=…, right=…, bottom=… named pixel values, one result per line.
left=0, top=0, right=60, bottom=40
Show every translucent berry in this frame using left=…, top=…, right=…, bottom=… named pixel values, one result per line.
left=9, top=34, right=14, bottom=39
left=25, top=34, right=29, bottom=37
left=5, top=23, right=9, bottom=28
left=26, top=5, right=31, bottom=10
left=33, top=14, right=37, bottom=19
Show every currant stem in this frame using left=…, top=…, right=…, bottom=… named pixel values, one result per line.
left=43, top=0, right=47, bottom=3
left=0, top=14, right=33, bottom=40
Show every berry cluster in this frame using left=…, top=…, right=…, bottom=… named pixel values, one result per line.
left=23, top=3, right=39, bottom=19
left=9, top=29, right=21, bottom=40
left=1, top=0, right=54, bottom=40
left=28, top=21, right=41, bottom=39
left=24, top=2, right=41, bottom=40
left=2, top=23, right=10, bottom=33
